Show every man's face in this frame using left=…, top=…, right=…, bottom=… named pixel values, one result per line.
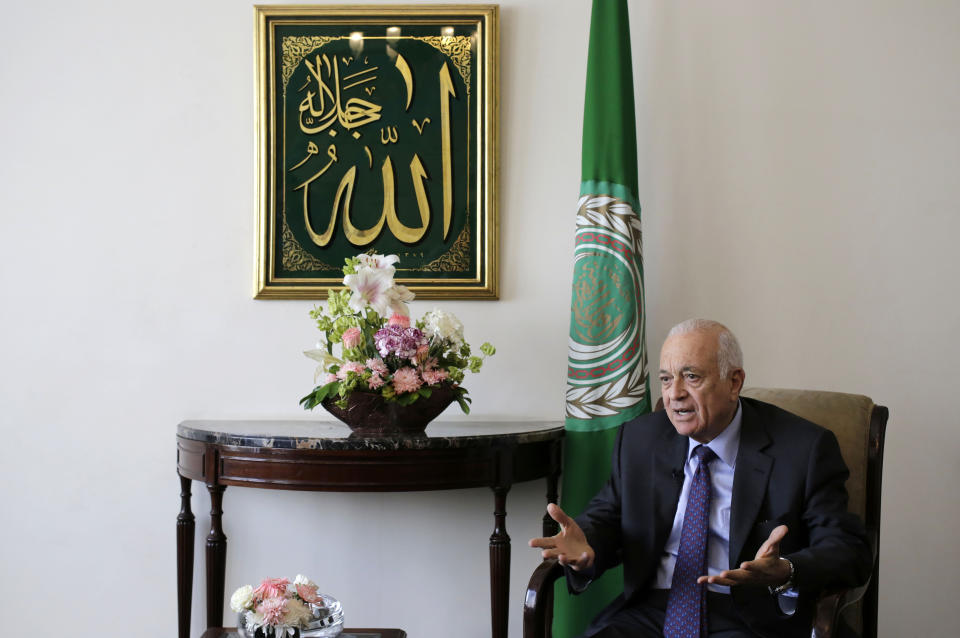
left=658, top=329, right=744, bottom=443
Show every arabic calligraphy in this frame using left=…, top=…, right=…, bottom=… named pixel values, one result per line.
left=298, top=54, right=383, bottom=134
left=288, top=37, right=463, bottom=248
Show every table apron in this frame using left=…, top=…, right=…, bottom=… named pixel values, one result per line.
left=177, top=437, right=560, bottom=491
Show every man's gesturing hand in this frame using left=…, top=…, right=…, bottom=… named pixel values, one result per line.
left=697, top=524, right=792, bottom=587
left=528, top=503, right=596, bottom=571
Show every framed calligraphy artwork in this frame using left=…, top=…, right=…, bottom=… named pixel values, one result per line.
left=254, top=5, right=499, bottom=299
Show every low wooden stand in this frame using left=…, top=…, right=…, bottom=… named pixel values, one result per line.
left=201, top=629, right=406, bottom=638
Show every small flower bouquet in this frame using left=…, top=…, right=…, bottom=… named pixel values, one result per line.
left=299, top=253, right=494, bottom=426
left=231, top=575, right=343, bottom=638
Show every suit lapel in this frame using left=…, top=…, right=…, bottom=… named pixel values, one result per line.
left=652, top=424, right=689, bottom=549
left=729, top=400, right=773, bottom=567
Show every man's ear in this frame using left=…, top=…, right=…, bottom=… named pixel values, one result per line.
left=730, top=368, right=745, bottom=397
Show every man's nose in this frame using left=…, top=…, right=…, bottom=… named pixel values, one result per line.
left=666, top=378, right=687, bottom=400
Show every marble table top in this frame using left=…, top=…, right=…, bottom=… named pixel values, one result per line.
left=178, top=419, right=564, bottom=451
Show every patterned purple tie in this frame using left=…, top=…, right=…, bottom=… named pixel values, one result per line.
left=663, top=445, right=717, bottom=638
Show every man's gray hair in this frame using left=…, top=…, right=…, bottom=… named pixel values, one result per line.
left=666, top=318, right=744, bottom=378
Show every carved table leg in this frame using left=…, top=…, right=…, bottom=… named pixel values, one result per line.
left=543, top=470, right=560, bottom=537
left=177, top=475, right=195, bottom=638
left=206, top=484, right=227, bottom=631
left=490, top=486, right=511, bottom=638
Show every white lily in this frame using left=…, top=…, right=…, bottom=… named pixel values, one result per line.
left=303, top=349, right=342, bottom=366
left=344, top=267, right=394, bottom=316
left=358, top=253, right=399, bottom=272
left=303, top=348, right=342, bottom=383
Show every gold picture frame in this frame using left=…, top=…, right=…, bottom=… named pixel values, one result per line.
left=254, top=5, right=499, bottom=299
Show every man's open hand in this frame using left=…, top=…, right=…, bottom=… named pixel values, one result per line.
left=528, top=503, right=596, bottom=571
left=697, top=524, right=792, bottom=587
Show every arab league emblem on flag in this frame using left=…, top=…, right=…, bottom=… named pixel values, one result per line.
left=566, top=194, right=648, bottom=428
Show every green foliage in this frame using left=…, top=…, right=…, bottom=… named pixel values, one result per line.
left=299, top=380, right=341, bottom=410
left=455, top=388, right=472, bottom=414
left=310, top=305, right=333, bottom=334
left=468, top=356, right=483, bottom=373
left=342, top=256, right=361, bottom=275
left=393, top=386, right=434, bottom=406
left=447, top=366, right=465, bottom=384
left=480, top=342, right=496, bottom=356
left=327, top=289, right=352, bottom=316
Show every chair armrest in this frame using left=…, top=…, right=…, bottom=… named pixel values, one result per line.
left=812, top=580, right=870, bottom=638
left=523, top=559, right=563, bottom=638
left=812, top=523, right=879, bottom=638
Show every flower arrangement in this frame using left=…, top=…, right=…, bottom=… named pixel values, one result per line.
left=231, top=575, right=336, bottom=637
left=299, top=253, right=494, bottom=416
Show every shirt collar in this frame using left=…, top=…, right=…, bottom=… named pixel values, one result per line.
left=687, top=399, right=742, bottom=469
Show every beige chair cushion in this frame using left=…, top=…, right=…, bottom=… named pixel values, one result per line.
left=741, top=388, right=876, bottom=635
left=740, top=388, right=874, bottom=522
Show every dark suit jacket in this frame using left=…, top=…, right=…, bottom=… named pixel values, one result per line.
left=570, top=397, right=873, bottom=638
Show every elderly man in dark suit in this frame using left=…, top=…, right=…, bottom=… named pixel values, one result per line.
left=530, top=319, right=872, bottom=638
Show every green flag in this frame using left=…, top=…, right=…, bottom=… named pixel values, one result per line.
left=554, top=0, right=650, bottom=635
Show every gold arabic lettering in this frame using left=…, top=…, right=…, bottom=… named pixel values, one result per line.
left=298, top=54, right=382, bottom=135
left=295, top=49, right=458, bottom=247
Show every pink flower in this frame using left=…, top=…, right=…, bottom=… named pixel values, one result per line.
left=323, top=373, right=338, bottom=385
left=412, top=344, right=430, bottom=364
left=368, top=374, right=385, bottom=389
left=296, top=583, right=321, bottom=604
left=337, top=361, right=366, bottom=379
left=392, top=367, right=422, bottom=394
left=422, top=367, right=449, bottom=385
left=341, top=326, right=362, bottom=349
left=388, top=313, right=410, bottom=328
left=366, top=357, right=388, bottom=376
left=257, top=596, right=287, bottom=625
left=253, top=577, right=290, bottom=600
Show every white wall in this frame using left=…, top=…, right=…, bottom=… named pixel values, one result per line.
left=0, top=1, right=956, bottom=637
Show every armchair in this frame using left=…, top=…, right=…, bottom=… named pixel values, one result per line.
left=523, top=388, right=887, bottom=638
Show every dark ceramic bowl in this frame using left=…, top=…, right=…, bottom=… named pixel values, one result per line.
left=321, top=384, right=457, bottom=434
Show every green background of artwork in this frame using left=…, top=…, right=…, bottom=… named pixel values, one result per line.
left=272, top=23, right=477, bottom=280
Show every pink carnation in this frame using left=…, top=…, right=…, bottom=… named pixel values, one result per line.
left=337, top=361, right=366, bottom=379
left=296, top=583, right=321, bottom=604
left=257, top=596, right=287, bottom=625
left=388, top=313, right=410, bottom=328
left=422, top=367, right=449, bottom=385
left=366, top=357, right=388, bottom=376
left=391, top=367, right=422, bottom=394
left=368, top=374, right=385, bottom=389
left=341, top=326, right=362, bottom=349
left=253, top=577, right=290, bottom=601
left=323, top=373, right=338, bottom=385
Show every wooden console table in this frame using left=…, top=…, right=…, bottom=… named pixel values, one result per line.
left=177, top=420, right=563, bottom=638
